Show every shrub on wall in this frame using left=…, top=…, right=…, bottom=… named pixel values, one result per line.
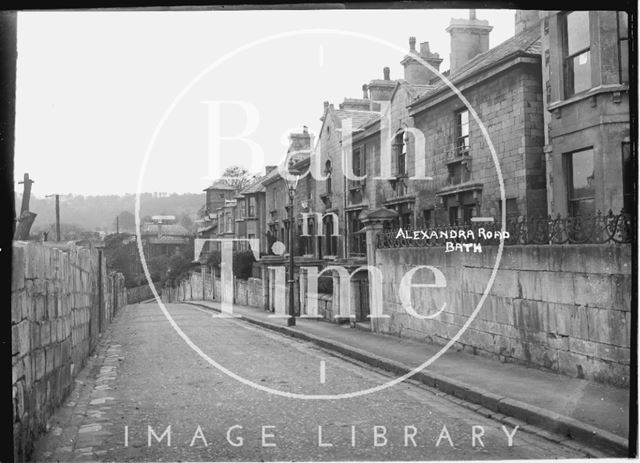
left=206, top=250, right=221, bottom=268
left=317, top=275, right=333, bottom=294
left=166, top=252, right=195, bottom=286
left=205, top=249, right=255, bottom=280
left=233, top=250, right=256, bottom=280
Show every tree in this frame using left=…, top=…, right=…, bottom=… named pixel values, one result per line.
left=222, top=165, right=256, bottom=191
left=165, top=252, right=194, bottom=286
left=179, top=213, right=194, bottom=231
left=147, top=254, right=170, bottom=283
left=103, top=233, right=138, bottom=287
left=114, top=210, right=136, bottom=233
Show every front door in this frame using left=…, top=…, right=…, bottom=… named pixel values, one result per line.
left=357, top=279, right=370, bottom=322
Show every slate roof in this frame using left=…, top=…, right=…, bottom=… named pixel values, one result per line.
left=411, top=24, right=542, bottom=106
left=140, top=223, right=192, bottom=237
left=203, top=179, right=236, bottom=191
left=399, top=81, right=438, bottom=100
left=240, top=175, right=266, bottom=194
left=332, top=109, right=381, bottom=130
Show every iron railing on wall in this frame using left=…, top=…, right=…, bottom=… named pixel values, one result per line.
left=376, top=210, right=635, bottom=248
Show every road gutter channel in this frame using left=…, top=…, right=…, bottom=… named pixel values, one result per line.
left=183, top=301, right=628, bottom=457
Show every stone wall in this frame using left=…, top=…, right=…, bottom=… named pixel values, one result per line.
left=11, top=242, right=127, bottom=462
left=234, top=278, right=263, bottom=307
left=126, top=284, right=155, bottom=304
left=162, top=269, right=262, bottom=310
left=374, top=244, right=631, bottom=386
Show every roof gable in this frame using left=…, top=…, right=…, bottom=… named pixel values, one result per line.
left=410, top=24, right=542, bottom=107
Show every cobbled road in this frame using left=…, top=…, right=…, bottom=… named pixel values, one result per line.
left=33, top=302, right=590, bottom=461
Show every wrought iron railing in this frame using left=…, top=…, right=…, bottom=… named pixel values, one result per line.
left=376, top=210, right=635, bottom=249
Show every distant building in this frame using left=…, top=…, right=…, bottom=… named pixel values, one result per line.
left=141, top=219, right=193, bottom=260
left=204, top=179, right=236, bottom=215
left=239, top=173, right=269, bottom=254
left=262, top=128, right=313, bottom=255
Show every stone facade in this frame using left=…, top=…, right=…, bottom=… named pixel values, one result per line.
left=11, top=242, right=127, bottom=462
left=541, top=10, right=631, bottom=216
left=409, top=49, right=547, bottom=223
left=374, top=244, right=631, bottom=386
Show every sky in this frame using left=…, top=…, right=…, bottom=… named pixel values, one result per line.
left=14, top=8, right=516, bottom=197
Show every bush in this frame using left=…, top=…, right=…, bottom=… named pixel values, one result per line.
left=147, top=255, right=170, bottom=283
left=206, top=250, right=221, bottom=268
left=233, top=250, right=256, bottom=280
left=206, top=249, right=255, bottom=280
left=165, top=252, right=195, bottom=286
left=317, top=275, right=333, bottom=294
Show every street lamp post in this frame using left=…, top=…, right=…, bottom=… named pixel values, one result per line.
left=286, top=176, right=300, bottom=327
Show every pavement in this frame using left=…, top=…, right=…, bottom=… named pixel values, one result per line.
left=183, top=298, right=631, bottom=456
left=33, top=301, right=598, bottom=461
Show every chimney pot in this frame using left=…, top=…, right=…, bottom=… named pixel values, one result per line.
left=383, top=67, right=390, bottom=80
left=469, top=9, right=476, bottom=20
left=323, top=101, right=329, bottom=111
left=409, top=36, right=416, bottom=51
left=362, top=84, right=369, bottom=99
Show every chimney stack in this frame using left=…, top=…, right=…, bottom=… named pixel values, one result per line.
left=368, top=67, right=395, bottom=101
left=446, top=9, right=493, bottom=74
left=362, top=84, right=369, bottom=99
left=515, top=10, right=541, bottom=34
left=401, top=37, right=443, bottom=85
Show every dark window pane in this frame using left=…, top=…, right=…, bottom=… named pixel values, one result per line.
left=456, top=110, right=470, bottom=154
left=449, top=206, right=458, bottom=225
left=448, top=164, right=461, bottom=185
left=398, top=152, right=406, bottom=175
left=463, top=206, right=474, bottom=223
left=566, top=11, right=590, bottom=55
left=570, top=198, right=595, bottom=217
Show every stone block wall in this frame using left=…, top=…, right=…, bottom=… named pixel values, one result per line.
left=162, top=269, right=263, bottom=310
left=126, top=284, right=155, bottom=304
left=234, top=278, right=263, bottom=307
left=374, top=244, right=631, bottom=386
left=11, top=242, right=127, bottom=462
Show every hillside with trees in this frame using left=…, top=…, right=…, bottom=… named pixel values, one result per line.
left=14, top=192, right=206, bottom=236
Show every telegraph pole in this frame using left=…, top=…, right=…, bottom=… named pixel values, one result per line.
left=46, top=194, right=60, bottom=241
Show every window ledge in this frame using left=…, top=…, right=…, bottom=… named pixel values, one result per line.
left=548, top=84, right=629, bottom=111
left=436, top=182, right=483, bottom=196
